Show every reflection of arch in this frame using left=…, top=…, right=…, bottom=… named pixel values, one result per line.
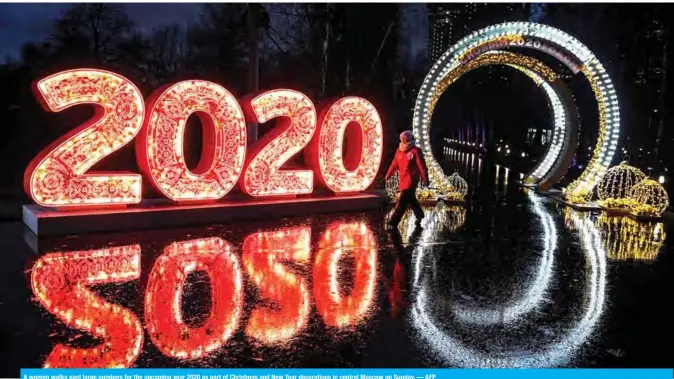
left=450, top=191, right=557, bottom=325
left=410, top=202, right=607, bottom=367
left=414, top=22, right=619, bottom=198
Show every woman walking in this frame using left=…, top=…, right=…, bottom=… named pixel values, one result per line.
left=385, top=130, right=429, bottom=228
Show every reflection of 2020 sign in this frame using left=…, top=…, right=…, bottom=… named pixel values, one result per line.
left=25, top=69, right=384, bottom=208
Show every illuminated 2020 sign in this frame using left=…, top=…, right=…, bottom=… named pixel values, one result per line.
left=25, top=69, right=384, bottom=208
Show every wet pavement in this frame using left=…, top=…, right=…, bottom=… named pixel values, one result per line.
left=0, top=152, right=672, bottom=373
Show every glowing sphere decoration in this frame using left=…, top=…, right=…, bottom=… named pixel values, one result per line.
left=597, top=162, right=646, bottom=203
left=628, top=179, right=670, bottom=216
left=385, top=172, right=400, bottom=201
left=445, top=172, right=468, bottom=200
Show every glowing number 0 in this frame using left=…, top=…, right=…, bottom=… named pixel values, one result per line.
left=137, top=80, right=247, bottom=202
left=313, top=222, right=378, bottom=327
left=309, top=97, right=384, bottom=193
left=240, top=90, right=317, bottom=196
left=25, top=69, right=145, bottom=207
left=145, top=238, right=243, bottom=359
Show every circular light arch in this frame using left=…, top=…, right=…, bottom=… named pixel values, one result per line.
left=413, top=22, right=619, bottom=200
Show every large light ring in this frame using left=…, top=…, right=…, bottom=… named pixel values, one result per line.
left=414, top=22, right=619, bottom=199
left=410, top=205, right=607, bottom=368
left=427, top=50, right=577, bottom=191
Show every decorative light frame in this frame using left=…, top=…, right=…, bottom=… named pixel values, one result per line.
left=413, top=22, right=619, bottom=200
left=596, top=161, right=646, bottom=204
left=628, top=179, right=670, bottom=216
left=26, top=69, right=145, bottom=207
left=26, top=71, right=385, bottom=208
left=137, top=80, right=247, bottom=202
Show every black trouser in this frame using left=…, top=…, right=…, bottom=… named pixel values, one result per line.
left=389, top=188, right=424, bottom=226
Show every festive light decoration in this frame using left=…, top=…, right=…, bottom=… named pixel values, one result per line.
left=564, top=63, right=620, bottom=203
left=30, top=245, right=143, bottom=368
left=145, top=237, right=243, bottom=360
left=26, top=69, right=145, bottom=207
left=410, top=205, right=607, bottom=368
left=242, top=227, right=311, bottom=344
left=397, top=202, right=466, bottom=245
left=420, top=51, right=570, bottom=193
left=597, top=214, right=666, bottom=260
left=628, top=179, right=670, bottom=217
left=137, top=80, right=247, bottom=202
left=413, top=22, right=619, bottom=201
left=27, top=71, right=385, bottom=209
left=444, top=172, right=468, bottom=200
left=313, top=222, right=377, bottom=327
left=597, top=162, right=646, bottom=205
left=451, top=192, right=557, bottom=326
left=241, top=90, right=317, bottom=196
left=308, top=97, right=383, bottom=193
left=385, top=172, right=400, bottom=201
left=415, top=184, right=439, bottom=202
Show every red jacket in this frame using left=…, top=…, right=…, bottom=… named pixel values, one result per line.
left=385, top=146, right=429, bottom=190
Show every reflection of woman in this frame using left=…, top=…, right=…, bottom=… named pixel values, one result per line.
left=385, top=227, right=422, bottom=318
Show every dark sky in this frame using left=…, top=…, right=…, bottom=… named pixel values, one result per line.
left=0, top=3, right=203, bottom=60
left=0, top=3, right=427, bottom=62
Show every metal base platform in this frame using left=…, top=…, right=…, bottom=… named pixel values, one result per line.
left=23, top=193, right=386, bottom=236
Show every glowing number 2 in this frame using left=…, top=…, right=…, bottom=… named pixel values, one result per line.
left=243, top=227, right=311, bottom=344
left=308, top=97, right=384, bottom=193
left=25, top=69, right=145, bottom=207
left=30, top=245, right=144, bottom=368
left=145, top=238, right=243, bottom=359
left=240, top=90, right=317, bottom=196
left=137, top=80, right=247, bottom=202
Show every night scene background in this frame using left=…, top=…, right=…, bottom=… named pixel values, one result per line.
left=1, top=2, right=674, bottom=373
left=0, top=3, right=672, bottom=211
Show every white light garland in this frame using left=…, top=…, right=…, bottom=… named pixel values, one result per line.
left=413, top=22, right=619, bottom=198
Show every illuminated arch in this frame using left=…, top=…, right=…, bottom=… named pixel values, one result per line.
left=414, top=22, right=619, bottom=199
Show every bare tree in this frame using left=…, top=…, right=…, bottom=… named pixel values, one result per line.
left=147, top=25, right=188, bottom=84
left=50, top=4, right=135, bottom=64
